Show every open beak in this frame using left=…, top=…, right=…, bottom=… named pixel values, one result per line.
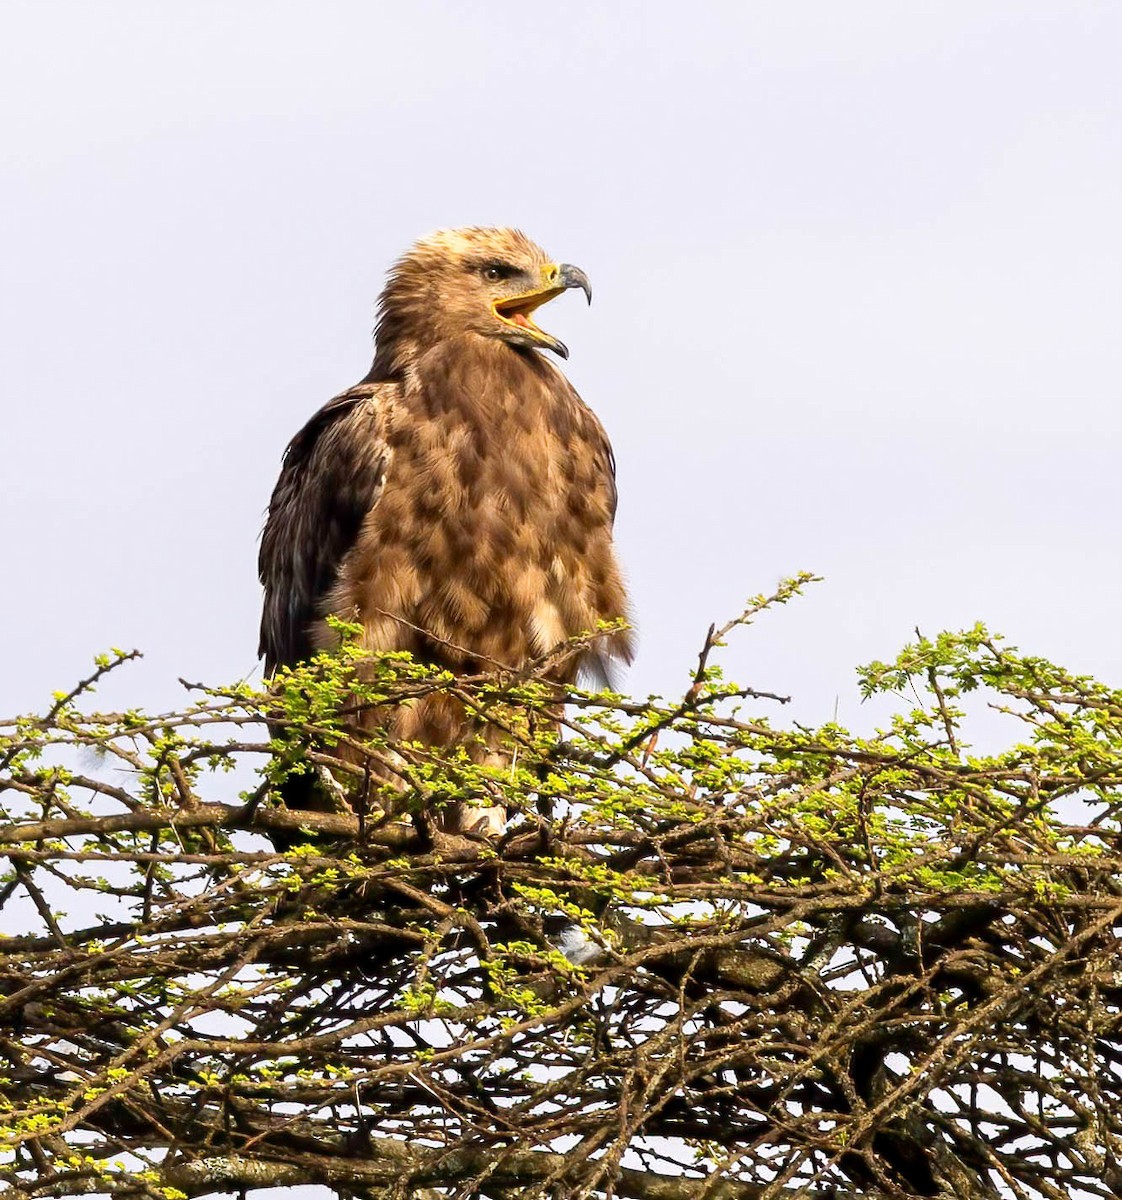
left=492, top=263, right=592, bottom=359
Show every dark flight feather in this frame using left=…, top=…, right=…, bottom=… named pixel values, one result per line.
left=257, top=386, right=391, bottom=673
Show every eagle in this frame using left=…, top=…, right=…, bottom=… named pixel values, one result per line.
left=258, top=227, right=632, bottom=834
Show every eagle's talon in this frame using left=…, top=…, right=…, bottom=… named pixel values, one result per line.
left=448, top=804, right=507, bottom=841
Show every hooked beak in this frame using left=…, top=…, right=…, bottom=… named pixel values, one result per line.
left=492, top=262, right=593, bottom=360
left=556, top=263, right=592, bottom=305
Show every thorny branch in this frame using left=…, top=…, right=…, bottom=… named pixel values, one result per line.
left=1, top=585, right=1121, bottom=1199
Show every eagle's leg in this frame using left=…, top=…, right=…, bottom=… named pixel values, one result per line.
left=348, top=690, right=510, bottom=839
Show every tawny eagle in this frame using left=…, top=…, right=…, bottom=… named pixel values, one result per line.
left=258, top=228, right=631, bottom=830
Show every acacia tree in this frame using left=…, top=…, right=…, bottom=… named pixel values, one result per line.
left=2, top=576, right=1121, bottom=1200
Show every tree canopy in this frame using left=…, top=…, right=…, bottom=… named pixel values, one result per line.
left=1, top=576, right=1120, bottom=1200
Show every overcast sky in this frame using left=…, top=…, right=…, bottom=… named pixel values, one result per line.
left=3, top=2, right=1120, bottom=743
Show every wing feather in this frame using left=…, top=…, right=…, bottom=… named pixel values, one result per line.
left=257, top=385, right=392, bottom=673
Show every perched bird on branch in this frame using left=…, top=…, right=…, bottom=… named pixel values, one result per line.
left=258, top=227, right=632, bottom=833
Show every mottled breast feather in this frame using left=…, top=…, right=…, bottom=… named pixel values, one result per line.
left=313, top=336, right=633, bottom=685
left=257, top=385, right=394, bottom=673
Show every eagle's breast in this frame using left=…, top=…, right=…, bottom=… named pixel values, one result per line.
left=327, top=339, right=628, bottom=677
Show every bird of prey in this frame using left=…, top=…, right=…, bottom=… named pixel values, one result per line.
left=258, top=227, right=632, bottom=833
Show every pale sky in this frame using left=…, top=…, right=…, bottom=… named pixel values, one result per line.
left=3, top=0, right=1121, bottom=742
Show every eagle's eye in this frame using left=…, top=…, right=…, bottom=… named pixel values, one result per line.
left=481, top=263, right=516, bottom=283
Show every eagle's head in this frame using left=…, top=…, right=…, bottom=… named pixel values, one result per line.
left=369, top=227, right=592, bottom=379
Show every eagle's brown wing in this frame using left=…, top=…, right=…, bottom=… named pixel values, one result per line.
left=258, top=384, right=392, bottom=673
